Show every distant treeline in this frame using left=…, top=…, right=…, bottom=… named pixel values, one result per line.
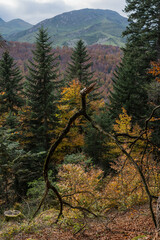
left=0, top=42, right=122, bottom=98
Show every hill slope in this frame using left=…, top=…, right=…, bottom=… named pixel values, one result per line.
left=6, top=9, right=128, bottom=47
left=0, top=18, right=33, bottom=38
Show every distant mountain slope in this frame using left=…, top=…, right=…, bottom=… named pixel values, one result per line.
left=0, top=18, right=33, bottom=38
left=6, top=9, right=128, bottom=47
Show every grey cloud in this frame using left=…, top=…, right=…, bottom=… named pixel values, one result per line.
left=0, top=5, right=20, bottom=22
left=18, top=0, right=72, bottom=24
left=0, top=0, right=126, bottom=25
left=87, top=0, right=126, bottom=17
left=0, top=0, right=72, bottom=24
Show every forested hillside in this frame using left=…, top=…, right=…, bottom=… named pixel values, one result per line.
left=6, top=9, right=128, bottom=47
left=0, top=41, right=122, bottom=97
left=0, top=1, right=160, bottom=239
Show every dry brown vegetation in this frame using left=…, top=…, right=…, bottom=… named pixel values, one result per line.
left=0, top=203, right=155, bottom=240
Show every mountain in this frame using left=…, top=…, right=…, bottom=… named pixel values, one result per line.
left=0, top=18, right=33, bottom=38
left=6, top=9, right=128, bottom=47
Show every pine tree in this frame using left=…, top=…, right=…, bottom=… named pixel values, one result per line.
left=0, top=51, right=23, bottom=128
left=108, top=0, right=160, bottom=124
left=25, top=27, right=60, bottom=152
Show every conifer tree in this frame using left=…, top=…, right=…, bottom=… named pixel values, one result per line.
left=25, top=27, right=60, bottom=152
left=0, top=51, right=23, bottom=128
left=66, top=40, right=94, bottom=86
left=108, top=0, right=160, bottom=124
left=66, top=40, right=101, bottom=101
left=65, top=40, right=105, bottom=165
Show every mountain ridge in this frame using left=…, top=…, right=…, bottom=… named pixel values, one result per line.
left=0, top=18, right=33, bottom=38
left=2, top=9, right=128, bottom=47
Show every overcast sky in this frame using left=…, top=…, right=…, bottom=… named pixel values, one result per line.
left=0, top=0, right=127, bottom=25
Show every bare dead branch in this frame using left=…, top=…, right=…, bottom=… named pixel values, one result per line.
left=33, top=83, right=97, bottom=222
left=145, top=105, right=160, bottom=131
left=82, top=112, right=157, bottom=228
left=62, top=190, right=95, bottom=198
left=63, top=200, right=98, bottom=218
left=33, top=83, right=158, bottom=229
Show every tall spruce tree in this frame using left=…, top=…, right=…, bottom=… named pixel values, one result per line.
left=66, top=39, right=101, bottom=100
left=66, top=40, right=106, bottom=167
left=65, top=40, right=101, bottom=118
left=25, top=27, right=60, bottom=152
left=0, top=51, right=23, bottom=128
left=108, top=0, right=160, bottom=124
left=66, top=40, right=94, bottom=86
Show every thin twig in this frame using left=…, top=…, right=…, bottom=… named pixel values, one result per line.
left=63, top=200, right=98, bottom=218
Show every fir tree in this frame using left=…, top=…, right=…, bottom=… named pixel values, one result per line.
left=108, top=0, right=160, bottom=124
left=66, top=40, right=101, bottom=100
left=66, top=40, right=94, bottom=86
left=25, top=27, right=60, bottom=152
left=0, top=51, right=23, bottom=128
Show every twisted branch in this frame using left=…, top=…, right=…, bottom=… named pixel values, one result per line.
left=33, top=83, right=97, bottom=222
left=33, top=83, right=158, bottom=228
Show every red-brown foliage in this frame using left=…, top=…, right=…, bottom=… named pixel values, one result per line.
left=0, top=42, right=122, bottom=98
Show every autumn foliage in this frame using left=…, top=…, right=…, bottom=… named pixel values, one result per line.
left=55, top=80, right=84, bottom=158
left=149, top=61, right=160, bottom=82
left=56, top=108, right=160, bottom=217
left=0, top=32, right=160, bottom=239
